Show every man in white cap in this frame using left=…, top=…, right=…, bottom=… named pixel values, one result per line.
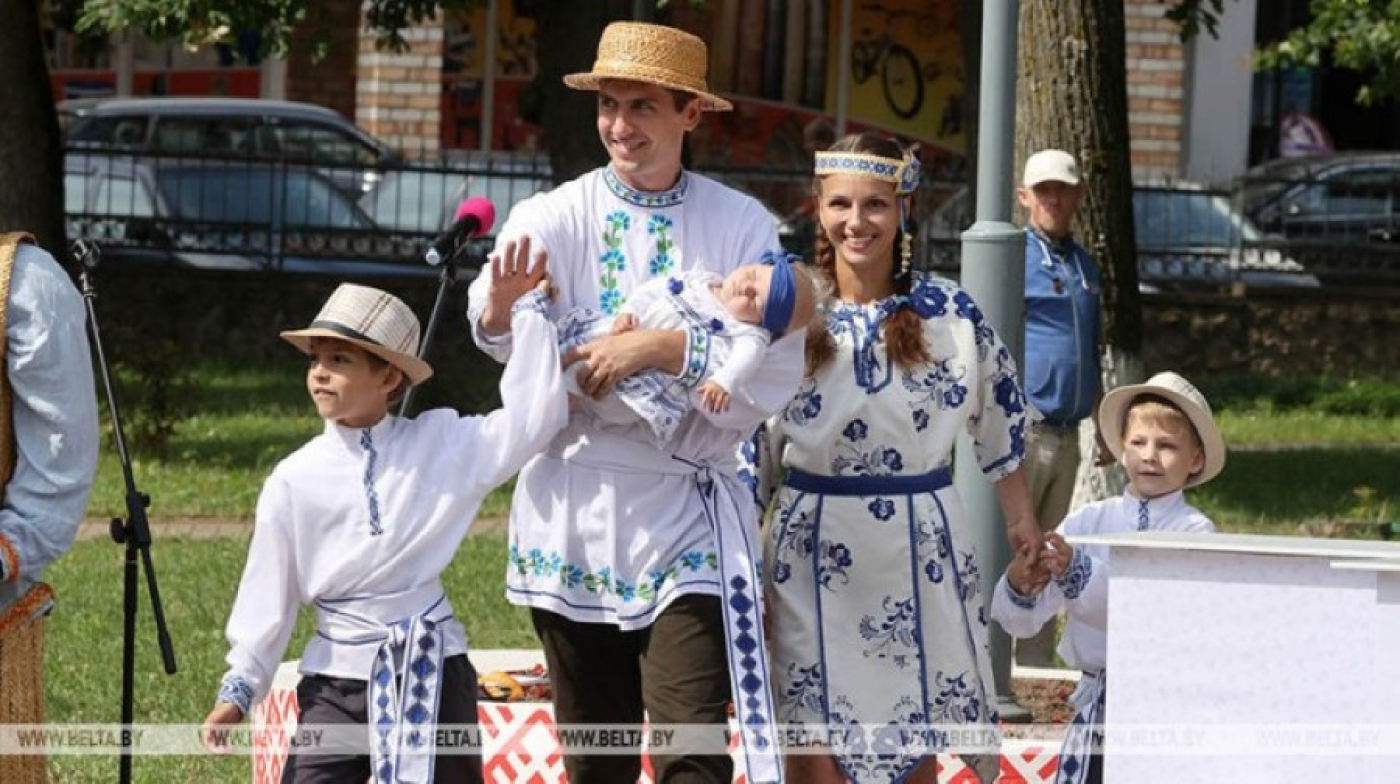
left=1016, top=149, right=1103, bottom=667
left=467, top=20, right=801, bottom=784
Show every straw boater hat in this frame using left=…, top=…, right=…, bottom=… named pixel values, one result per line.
left=564, top=22, right=732, bottom=111
left=280, top=284, right=433, bottom=386
left=1097, top=371, right=1226, bottom=488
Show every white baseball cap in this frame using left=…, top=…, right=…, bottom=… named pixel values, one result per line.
left=1022, top=149, right=1081, bottom=187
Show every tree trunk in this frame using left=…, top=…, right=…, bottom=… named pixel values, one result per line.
left=525, top=0, right=634, bottom=185
left=1016, top=0, right=1142, bottom=358
left=0, top=0, right=66, bottom=258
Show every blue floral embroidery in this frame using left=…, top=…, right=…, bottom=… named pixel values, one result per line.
left=832, top=442, right=905, bottom=477
left=843, top=419, right=869, bottom=441
left=598, top=212, right=632, bottom=314
left=912, top=408, right=929, bottom=432
left=778, top=662, right=826, bottom=723
left=647, top=214, right=675, bottom=276
left=868, top=498, right=896, bottom=521
left=907, top=276, right=951, bottom=318
left=902, top=362, right=969, bottom=414
left=858, top=596, right=919, bottom=668
left=784, top=378, right=823, bottom=425
left=924, top=559, right=944, bottom=583
left=599, top=288, right=623, bottom=316
left=929, top=670, right=985, bottom=723
left=956, top=550, right=981, bottom=602
left=509, top=544, right=718, bottom=603
left=769, top=499, right=815, bottom=587
left=1003, top=579, right=1038, bottom=610
left=828, top=304, right=894, bottom=393
left=817, top=540, right=854, bottom=589
left=1059, top=547, right=1093, bottom=599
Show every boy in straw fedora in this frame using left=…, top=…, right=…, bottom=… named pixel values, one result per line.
left=201, top=252, right=564, bottom=784
left=992, top=371, right=1226, bottom=784
left=467, top=20, right=801, bottom=784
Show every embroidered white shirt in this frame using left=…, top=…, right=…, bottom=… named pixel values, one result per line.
left=219, top=304, right=566, bottom=705
left=990, top=490, right=1215, bottom=671
left=466, top=168, right=804, bottom=629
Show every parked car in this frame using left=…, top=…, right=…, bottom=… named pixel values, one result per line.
left=62, top=97, right=401, bottom=196
left=65, top=155, right=429, bottom=277
left=922, top=185, right=1318, bottom=291
left=1239, top=152, right=1400, bottom=243
left=1133, top=186, right=1318, bottom=292
left=362, top=157, right=553, bottom=234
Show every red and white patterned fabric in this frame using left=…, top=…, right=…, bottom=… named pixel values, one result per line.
left=251, top=661, right=1059, bottom=783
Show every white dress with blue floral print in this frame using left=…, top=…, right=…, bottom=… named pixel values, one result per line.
left=749, top=272, right=1027, bottom=783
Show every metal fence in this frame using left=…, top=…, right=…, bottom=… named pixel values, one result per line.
left=63, top=144, right=1400, bottom=287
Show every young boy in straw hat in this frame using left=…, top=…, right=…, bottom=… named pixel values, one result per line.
left=467, top=20, right=802, bottom=784
left=201, top=252, right=564, bottom=784
left=991, top=371, right=1225, bottom=784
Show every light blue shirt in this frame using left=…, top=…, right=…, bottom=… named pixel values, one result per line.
left=0, top=243, right=99, bottom=614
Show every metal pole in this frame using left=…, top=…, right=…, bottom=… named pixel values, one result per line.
left=834, top=0, right=853, bottom=136
left=954, top=0, right=1030, bottom=722
left=480, top=0, right=499, bottom=151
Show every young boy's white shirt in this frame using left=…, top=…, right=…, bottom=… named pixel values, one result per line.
left=219, top=296, right=566, bottom=706
left=990, top=489, right=1215, bottom=672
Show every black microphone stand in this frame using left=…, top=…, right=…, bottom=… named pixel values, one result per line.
left=71, top=239, right=178, bottom=784
left=397, top=238, right=468, bottom=417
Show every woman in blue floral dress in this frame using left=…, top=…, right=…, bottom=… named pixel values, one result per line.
left=749, top=133, right=1042, bottom=784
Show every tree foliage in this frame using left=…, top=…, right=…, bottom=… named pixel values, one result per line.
left=75, top=0, right=480, bottom=56
left=1255, top=0, right=1400, bottom=104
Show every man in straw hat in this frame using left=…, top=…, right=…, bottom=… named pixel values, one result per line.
left=467, top=20, right=803, bottom=784
left=0, top=233, right=99, bottom=784
left=992, top=371, right=1224, bottom=784
left=202, top=263, right=565, bottom=784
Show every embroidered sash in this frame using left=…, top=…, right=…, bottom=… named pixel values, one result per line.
left=315, top=584, right=454, bottom=784
left=1055, top=669, right=1105, bottom=784
left=672, top=454, right=783, bottom=784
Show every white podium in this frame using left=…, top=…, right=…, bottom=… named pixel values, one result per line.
left=1068, top=531, right=1400, bottom=783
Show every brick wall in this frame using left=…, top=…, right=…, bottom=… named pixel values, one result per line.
left=284, top=0, right=360, bottom=119
left=1124, top=0, right=1186, bottom=181
left=356, top=17, right=444, bottom=156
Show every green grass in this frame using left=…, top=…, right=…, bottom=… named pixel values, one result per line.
left=44, top=534, right=527, bottom=783
left=87, top=363, right=515, bottom=521
left=1216, top=410, right=1400, bottom=447
left=1191, top=448, right=1397, bottom=534
left=48, top=364, right=1399, bottom=780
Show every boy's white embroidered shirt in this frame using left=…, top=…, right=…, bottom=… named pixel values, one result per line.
left=220, top=306, right=566, bottom=705
left=990, top=490, right=1215, bottom=672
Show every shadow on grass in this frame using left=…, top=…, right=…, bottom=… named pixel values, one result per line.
left=1192, top=448, right=1399, bottom=529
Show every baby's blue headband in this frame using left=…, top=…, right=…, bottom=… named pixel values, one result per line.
left=760, top=249, right=800, bottom=337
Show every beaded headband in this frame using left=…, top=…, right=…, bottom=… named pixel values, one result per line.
left=813, top=150, right=922, bottom=195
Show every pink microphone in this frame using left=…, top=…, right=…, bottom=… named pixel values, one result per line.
left=425, top=197, right=497, bottom=265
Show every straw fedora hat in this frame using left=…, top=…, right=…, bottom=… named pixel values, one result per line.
left=564, top=22, right=732, bottom=111
left=1097, top=371, right=1225, bottom=488
left=281, top=284, right=433, bottom=386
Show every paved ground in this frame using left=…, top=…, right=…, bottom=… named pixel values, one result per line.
left=77, top=514, right=510, bottom=541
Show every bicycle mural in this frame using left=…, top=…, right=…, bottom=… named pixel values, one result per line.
left=838, top=0, right=963, bottom=149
